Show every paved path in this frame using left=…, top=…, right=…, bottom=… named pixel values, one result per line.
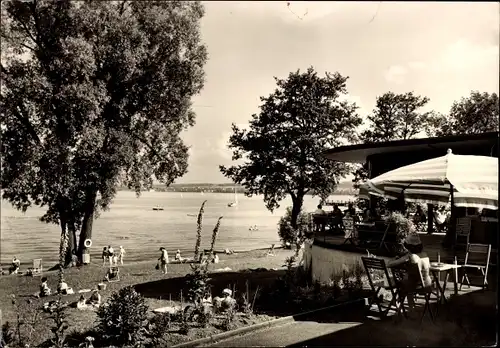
left=205, top=320, right=363, bottom=347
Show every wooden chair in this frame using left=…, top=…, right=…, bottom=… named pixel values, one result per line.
left=454, top=217, right=472, bottom=255
left=460, top=243, right=491, bottom=290
left=392, top=263, right=435, bottom=323
left=342, top=217, right=356, bottom=245
left=361, top=257, right=403, bottom=318
left=30, top=259, right=43, bottom=277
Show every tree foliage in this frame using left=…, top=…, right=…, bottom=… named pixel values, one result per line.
left=0, top=0, right=207, bottom=264
left=220, top=67, right=362, bottom=228
left=425, top=91, right=499, bottom=137
left=352, top=92, right=431, bottom=189
left=360, top=91, right=431, bottom=142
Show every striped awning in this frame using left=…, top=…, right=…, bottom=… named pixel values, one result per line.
left=359, top=149, right=498, bottom=210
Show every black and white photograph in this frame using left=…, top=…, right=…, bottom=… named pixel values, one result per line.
left=0, top=1, right=498, bottom=347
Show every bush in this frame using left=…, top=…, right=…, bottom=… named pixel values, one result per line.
left=277, top=207, right=312, bottom=248
left=145, top=313, right=171, bottom=348
left=96, top=286, right=149, bottom=346
left=48, top=298, right=70, bottom=348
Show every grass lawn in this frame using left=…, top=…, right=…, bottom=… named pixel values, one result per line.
left=0, top=248, right=295, bottom=347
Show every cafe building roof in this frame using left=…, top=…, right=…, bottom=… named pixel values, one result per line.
left=323, top=131, right=499, bottom=178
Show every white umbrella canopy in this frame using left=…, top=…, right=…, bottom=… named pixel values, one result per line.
left=361, top=149, right=498, bottom=210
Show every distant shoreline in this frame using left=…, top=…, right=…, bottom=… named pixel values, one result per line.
left=117, top=182, right=358, bottom=195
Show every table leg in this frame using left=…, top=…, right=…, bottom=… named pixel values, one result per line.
left=453, top=267, right=459, bottom=295
left=431, top=271, right=446, bottom=304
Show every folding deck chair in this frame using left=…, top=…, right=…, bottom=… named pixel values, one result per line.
left=460, top=243, right=491, bottom=290
left=361, top=257, right=404, bottom=318
left=30, top=259, right=43, bottom=277
left=392, top=263, right=435, bottom=323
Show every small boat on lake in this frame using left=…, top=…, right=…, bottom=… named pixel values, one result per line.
left=152, top=205, right=164, bottom=211
left=227, top=186, right=239, bottom=207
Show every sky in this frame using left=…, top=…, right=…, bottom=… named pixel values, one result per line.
left=178, top=1, right=499, bottom=184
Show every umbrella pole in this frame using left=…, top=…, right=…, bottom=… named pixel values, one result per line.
left=449, top=184, right=457, bottom=249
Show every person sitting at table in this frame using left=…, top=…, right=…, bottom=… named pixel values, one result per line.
left=413, top=204, right=427, bottom=226
left=313, top=204, right=328, bottom=233
left=344, top=203, right=357, bottom=219
left=387, top=233, right=432, bottom=309
left=434, top=206, right=448, bottom=232
left=331, top=204, right=344, bottom=232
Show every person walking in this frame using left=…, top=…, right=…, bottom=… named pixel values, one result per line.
left=118, top=246, right=125, bottom=265
left=158, top=247, right=169, bottom=274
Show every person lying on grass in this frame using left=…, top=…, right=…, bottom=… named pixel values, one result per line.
left=87, top=289, right=101, bottom=307
left=105, top=267, right=119, bottom=281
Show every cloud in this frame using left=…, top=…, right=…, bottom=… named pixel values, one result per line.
left=384, top=39, right=499, bottom=84
left=217, top=123, right=250, bottom=161
left=429, top=39, right=498, bottom=73
left=384, top=65, right=409, bottom=84
left=227, top=1, right=358, bottom=23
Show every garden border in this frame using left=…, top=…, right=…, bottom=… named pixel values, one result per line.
left=171, top=296, right=366, bottom=348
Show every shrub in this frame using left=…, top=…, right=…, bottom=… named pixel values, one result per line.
left=48, top=298, right=70, bottom=348
left=145, top=313, right=171, bottom=348
left=1, top=321, right=16, bottom=347
left=277, top=207, right=312, bottom=248
left=96, top=286, right=149, bottom=346
left=220, top=306, right=237, bottom=331
left=186, top=263, right=211, bottom=306
left=7, top=295, right=42, bottom=348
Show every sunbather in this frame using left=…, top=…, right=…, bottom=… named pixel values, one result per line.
left=87, top=289, right=101, bottom=307
left=76, top=295, right=87, bottom=309
left=57, top=279, right=74, bottom=295
left=39, top=277, right=52, bottom=297
left=10, top=256, right=20, bottom=274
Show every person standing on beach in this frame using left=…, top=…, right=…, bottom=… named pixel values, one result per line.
left=107, top=245, right=115, bottom=266
left=158, top=247, right=169, bottom=274
left=118, top=246, right=125, bottom=265
left=102, top=246, right=109, bottom=266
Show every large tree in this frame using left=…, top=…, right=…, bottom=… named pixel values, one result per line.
left=220, top=67, right=362, bottom=229
left=425, top=91, right=499, bottom=137
left=0, top=0, right=207, bottom=266
left=352, top=92, right=432, bottom=188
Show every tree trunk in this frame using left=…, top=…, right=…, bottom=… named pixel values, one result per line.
left=58, top=215, right=70, bottom=279
left=290, top=194, right=305, bottom=256
left=65, top=222, right=77, bottom=267
left=290, top=195, right=304, bottom=230
left=77, top=190, right=97, bottom=262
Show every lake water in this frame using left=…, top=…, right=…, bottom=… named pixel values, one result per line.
left=1, top=191, right=354, bottom=266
